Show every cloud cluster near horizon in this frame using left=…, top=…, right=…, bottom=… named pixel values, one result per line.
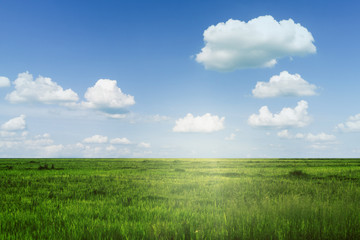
left=0, top=116, right=63, bottom=157
left=277, top=129, right=336, bottom=142
left=0, top=115, right=151, bottom=157
left=196, top=15, right=316, bottom=71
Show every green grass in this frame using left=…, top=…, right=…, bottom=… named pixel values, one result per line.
left=1, top=158, right=360, bottom=239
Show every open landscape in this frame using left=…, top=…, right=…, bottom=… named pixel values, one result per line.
left=1, top=158, right=359, bottom=239
left=1, top=3, right=360, bottom=239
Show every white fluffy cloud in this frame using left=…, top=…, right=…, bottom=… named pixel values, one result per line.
left=277, top=130, right=335, bottom=142
left=110, top=137, right=131, bottom=144
left=196, top=15, right=316, bottom=71
left=173, top=113, right=225, bottom=133
left=252, top=71, right=317, bottom=98
left=6, top=72, right=79, bottom=104
left=337, top=114, right=360, bottom=132
left=0, top=76, right=10, bottom=87
left=83, top=135, right=108, bottom=144
left=82, top=79, right=135, bottom=115
left=1, top=115, right=26, bottom=131
left=248, top=100, right=311, bottom=128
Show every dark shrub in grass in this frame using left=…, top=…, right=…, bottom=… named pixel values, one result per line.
left=174, top=168, right=186, bottom=172
left=289, top=170, right=308, bottom=178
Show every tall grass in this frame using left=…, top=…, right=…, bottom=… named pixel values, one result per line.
left=0, top=158, right=359, bottom=239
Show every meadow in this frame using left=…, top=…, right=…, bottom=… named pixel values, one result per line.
left=0, top=158, right=359, bottom=239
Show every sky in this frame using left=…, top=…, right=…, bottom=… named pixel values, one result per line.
left=1, top=0, right=360, bottom=158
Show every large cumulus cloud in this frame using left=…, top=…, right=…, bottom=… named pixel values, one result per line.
left=6, top=72, right=79, bottom=104
left=196, top=15, right=316, bottom=71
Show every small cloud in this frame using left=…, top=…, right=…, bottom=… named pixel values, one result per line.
left=248, top=100, right=311, bottom=128
left=106, top=145, right=116, bottom=151
left=43, top=144, right=64, bottom=155
left=277, top=129, right=291, bottom=139
left=110, top=137, right=131, bottom=144
left=337, top=114, right=360, bottom=132
left=83, top=135, right=108, bottom=144
left=1, top=115, right=26, bottom=131
left=306, top=133, right=336, bottom=142
left=309, top=144, right=329, bottom=150
left=252, top=71, right=317, bottom=98
left=225, top=133, right=236, bottom=140
left=196, top=15, right=316, bottom=71
left=138, top=142, right=151, bottom=148
left=0, top=76, right=10, bottom=87
left=173, top=113, right=225, bottom=133
left=104, top=113, right=127, bottom=119
left=6, top=72, right=78, bottom=104
left=148, top=114, right=170, bottom=122
left=295, top=133, right=305, bottom=139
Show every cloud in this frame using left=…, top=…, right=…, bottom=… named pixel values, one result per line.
left=106, top=145, right=116, bottom=151
left=196, top=15, right=316, bottom=71
left=252, top=71, right=317, bottom=98
left=0, top=131, right=16, bottom=137
left=0, top=76, right=10, bottom=87
left=69, top=142, right=132, bottom=158
left=173, top=113, right=225, bottom=133
left=6, top=72, right=79, bottom=104
left=337, top=114, right=360, bottom=132
left=248, top=100, right=311, bottom=128
left=83, top=135, right=108, bottom=144
left=1, top=115, right=26, bottom=131
left=277, top=129, right=304, bottom=139
left=5, top=73, right=135, bottom=119
left=225, top=133, right=236, bottom=141
left=110, top=137, right=131, bottom=144
left=277, top=130, right=335, bottom=142
left=0, top=131, right=63, bottom=157
left=82, top=79, right=135, bottom=115
left=42, top=144, right=64, bottom=155
left=277, top=129, right=291, bottom=138
left=306, top=133, right=336, bottom=142
left=147, top=114, right=170, bottom=122
left=138, top=142, right=151, bottom=148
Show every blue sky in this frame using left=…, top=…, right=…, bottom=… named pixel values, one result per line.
left=1, top=0, right=360, bottom=157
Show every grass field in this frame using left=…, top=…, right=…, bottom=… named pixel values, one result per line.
left=1, top=158, right=360, bottom=239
